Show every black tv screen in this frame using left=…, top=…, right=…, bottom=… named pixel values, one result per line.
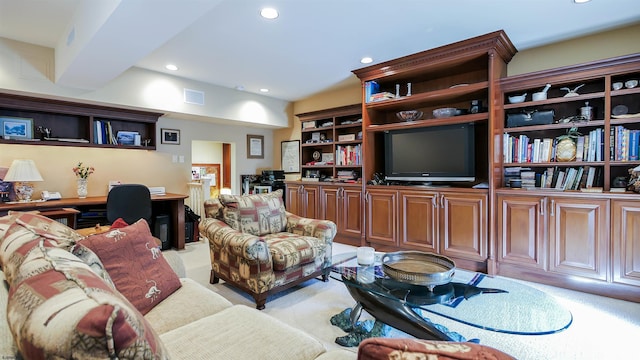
left=384, top=123, right=475, bottom=183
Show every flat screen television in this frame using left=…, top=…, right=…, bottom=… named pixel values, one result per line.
left=384, top=123, right=475, bottom=183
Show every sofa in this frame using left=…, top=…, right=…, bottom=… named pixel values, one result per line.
left=0, top=211, right=356, bottom=360
left=199, top=189, right=336, bottom=309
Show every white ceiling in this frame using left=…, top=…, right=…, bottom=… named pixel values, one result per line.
left=1, top=0, right=639, bottom=102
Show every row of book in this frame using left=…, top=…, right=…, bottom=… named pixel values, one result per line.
left=504, top=128, right=606, bottom=164
left=542, top=166, right=602, bottom=190
left=505, top=166, right=603, bottom=191
left=611, top=126, right=640, bottom=161
left=336, top=144, right=362, bottom=166
left=94, top=120, right=118, bottom=145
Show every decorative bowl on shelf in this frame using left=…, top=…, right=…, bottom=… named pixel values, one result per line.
left=396, top=110, right=423, bottom=122
left=508, top=93, right=527, bottom=103
left=432, top=107, right=457, bottom=118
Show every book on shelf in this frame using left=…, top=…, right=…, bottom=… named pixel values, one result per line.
left=630, top=129, right=639, bottom=161
left=544, top=167, right=555, bottom=188
left=578, top=166, right=590, bottom=189
left=364, top=81, right=380, bottom=103
left=368, top=92, right=395, bottom=102
left=554, top=170, right=566, bottom=189
left=575, top=136, right=584, bottom=162
left=580, top=187, right=603, bottom=193
left=562, top=168, right=577, bottom=190
left=585, top=166, right=597, bottom=188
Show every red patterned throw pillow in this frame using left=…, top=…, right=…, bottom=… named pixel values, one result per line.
left=80, top=219, right=181, bottom=315
left=358, top=338, right=515, bottom=360
left=4, top=239, right=168, bottom=359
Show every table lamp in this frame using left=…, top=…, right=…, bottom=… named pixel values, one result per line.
left=4, top=159, right=44, bottom=202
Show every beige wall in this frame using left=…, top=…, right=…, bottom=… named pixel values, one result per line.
left=508, top=23, right=640, bottom=76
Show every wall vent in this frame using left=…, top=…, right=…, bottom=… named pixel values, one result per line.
left=184, top=88, right=205, bottom=105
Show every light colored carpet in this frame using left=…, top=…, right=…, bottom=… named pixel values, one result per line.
left=170, top=240, right=640, bottom=360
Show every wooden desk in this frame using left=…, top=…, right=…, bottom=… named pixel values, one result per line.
left=0, top=193, right=189, bottom=250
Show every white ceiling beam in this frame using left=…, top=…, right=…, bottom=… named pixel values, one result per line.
left=55, top=0, right=222, bottom=90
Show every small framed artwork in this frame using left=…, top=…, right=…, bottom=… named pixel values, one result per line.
left=247, top=134, right=264, bottom=159
left=161, top=128, right=180, bottom=145
left=281, top=140, right=300, bottom=173
left=0, top=116, right=34, bottom=140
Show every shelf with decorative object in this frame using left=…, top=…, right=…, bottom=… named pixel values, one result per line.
left=296, top=104, right=362, bottom=182
left=497, top=53, right=640, bottom=193
left=0, top=92, right=163, bottom=150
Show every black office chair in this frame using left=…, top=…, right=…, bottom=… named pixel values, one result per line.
left=106, top=184, right=152, bottom=225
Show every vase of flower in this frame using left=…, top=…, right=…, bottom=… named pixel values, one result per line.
left=73, top=162, right=94, bottom=199
left=77, top=178, right=88, bottom=198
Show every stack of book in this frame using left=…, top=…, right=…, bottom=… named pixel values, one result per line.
left=504, top=167, right=523, bottom=187
left=368, top=92, right=395, bottom=103
left=520, top=171, right=536, bottom=189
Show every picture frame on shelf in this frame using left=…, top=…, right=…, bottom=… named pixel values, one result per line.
left=161, top=128, right=180, bottom=145
left=0, top=116, right=33, bottom=140
left=247, top=134, right=264, bottom=159
left=281, top=140, right=300, bottom=173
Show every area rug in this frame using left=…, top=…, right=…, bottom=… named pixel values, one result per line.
left=172, top=240, right=640, bottom=360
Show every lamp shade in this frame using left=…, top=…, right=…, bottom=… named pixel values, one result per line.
left=4, top=159, right=44, bottom=182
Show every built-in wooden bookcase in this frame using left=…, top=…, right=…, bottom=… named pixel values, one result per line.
left=495, top=54, right=640, bottom=302
left=352, top=30, right=517, bottom=188
left=0, top=92, right=162, bottom=149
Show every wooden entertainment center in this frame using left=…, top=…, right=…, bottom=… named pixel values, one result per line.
left=287, top=30, right=640, bottom=302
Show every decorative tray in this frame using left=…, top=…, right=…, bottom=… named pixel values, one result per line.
left=381, top=251, right=455, bottom=290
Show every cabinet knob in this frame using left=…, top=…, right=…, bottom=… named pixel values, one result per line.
left=539, top=198, right=545, bottom=216
left=550, top=199, right=555, bottom=217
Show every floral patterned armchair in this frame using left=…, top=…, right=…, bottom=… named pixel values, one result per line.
left=199, top=190, right=336, bottom=309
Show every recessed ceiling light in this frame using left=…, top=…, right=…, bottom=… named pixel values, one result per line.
left=361, top=57, right=373, bottom=64
left=573, top=0, right=591, bottom=3
left=260, top=88, right=269, bottom=93
left=260, top=7, right=278, bottom=19
left=165, top=64, right=178, bottom=71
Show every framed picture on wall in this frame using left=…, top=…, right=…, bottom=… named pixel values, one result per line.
left=161, top=128, right=180, bottom=145
left=281, top=140, right=300, bottom=173
left=247, top=134, right=264, bottom=159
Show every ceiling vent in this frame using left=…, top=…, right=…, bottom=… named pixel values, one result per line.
left=184, top=88, right=205, bottom=105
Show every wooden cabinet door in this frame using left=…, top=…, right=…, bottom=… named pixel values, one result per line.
left=342, top=188, right=363, bottom=239
left=497, top=194, right=546, bottom=270
left=320, top=186, right=362, bottom=245
left=285, top=184, right=318, bottom=218
left=548, top=197, right=609, bottom=281
left=612, top=200, right=640, bottom=287
left=439, top=192, right=487, bottom=262
left=365, top=189, right=398, bottom=247
left=320, top=186, right=339, bottom=226
left=285, top=185, right=302, bottom=216
left=399, top=190, right=438, bottom=252
left=301, top=185, right=319, bottom=219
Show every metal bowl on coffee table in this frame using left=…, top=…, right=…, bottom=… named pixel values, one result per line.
left=382, top=251, right=455, bottom=291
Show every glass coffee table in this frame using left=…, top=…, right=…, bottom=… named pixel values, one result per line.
left=330, top=251, right=572, bottom=342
